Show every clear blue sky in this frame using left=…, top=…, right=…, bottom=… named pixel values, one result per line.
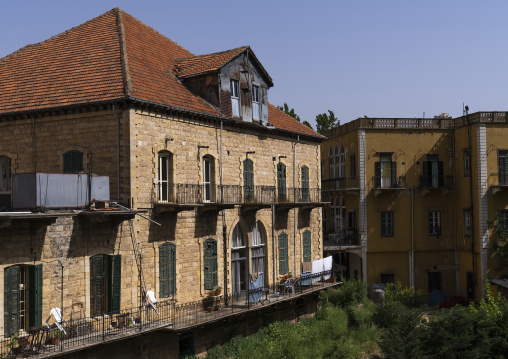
left=1, top=1, right=507, bottom=129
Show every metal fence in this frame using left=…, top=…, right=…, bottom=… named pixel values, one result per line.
left=0, top=271, right=336, bottom=358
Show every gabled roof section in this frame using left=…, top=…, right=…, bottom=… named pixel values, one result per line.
left=175, top=46, right=274, bottom=87
left=268, top=104, right=324, bottom=138
left=0, top=8, right=220, bottom=116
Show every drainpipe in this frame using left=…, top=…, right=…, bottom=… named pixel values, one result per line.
left=112, top=104, right=121, bottom=203
left=272, top=204, right=277, bottom=285
left=410, top=186, right=415, bottom=287
left=294, top=136, right=298, bottom=276
left=466, top=107, right=476, bottom=298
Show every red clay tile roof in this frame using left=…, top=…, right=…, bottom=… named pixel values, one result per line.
left=175, top=47, right=248, bottom=78
left=0, top=8, right=317, bottom=138
left=268, top=104, right=324, bottom=138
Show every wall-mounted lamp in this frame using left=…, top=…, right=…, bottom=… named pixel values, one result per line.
left=279, top=155, right=287, bottom=159
left=198, top=145, right=209, bottom=149
left=246, top=151, right=255, bottom=155
left=165, top=137, right=174, bottom=144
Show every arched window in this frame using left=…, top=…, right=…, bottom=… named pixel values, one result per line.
left=203, top=239, right=218, bottom=290
left=231, top=224, right=246, bottom=293
left=158, top=151, right=174, bottom=203
left=159, top=243, right=176, bottom=297
left=63, top=150, right=83, bottom=173
left=0, top=156, right=11, bottom=208
left=251, top=221, right=266, bottom=274
left=203, top=155, right=215, bottom=202
left=339, top=144, right=346, bottom=179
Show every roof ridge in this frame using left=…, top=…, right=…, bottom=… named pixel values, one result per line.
left=119, top=9, right=195, bottom=57
left=115, top=9, right=133, bottom=96
left=174, top=46, right=249, bottom=62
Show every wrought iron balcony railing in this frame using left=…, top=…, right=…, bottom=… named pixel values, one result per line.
left=324, top=230, right=359, bottom=247
left=372, top=175, right=406, bottom=189
left=0, top=271, right=338, bottom=358
left=156, top=184, right=321, bottom=206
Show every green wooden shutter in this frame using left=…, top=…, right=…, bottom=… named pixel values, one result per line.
left=159, top=244, right=169, bottom=298
left=243, top=159, right=254, bottom=201
left=390, top=161, right=397, bottom=187
left=204, top=240, right=217, bottom=290
left=168, top=243, right=176, bottom=295
left=303, top=231, right=311, bottom=263
left=277, top=163, right=286, bottom=202
left=301, top=166, right=309, bottom=201
left=438, top=161, right=444, bottom=187
left=90, top=255, right=104, bottom=316
left=109, top=255, right=121, bottom=314
left=28, top=264, right=43, bottom=327
left=278, top=233, right=288, bottom=274
left=63, top=150, right=83, bottom=173
left=4, top=266, right=20, bottom=337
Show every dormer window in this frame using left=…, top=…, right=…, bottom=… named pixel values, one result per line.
left=252, top=85, right=260, bottom=121
left=231, top=79, right=240, bottom=117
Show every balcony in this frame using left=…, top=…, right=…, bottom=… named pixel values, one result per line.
left=155, top=184, right=323, bottom=213
left=321, top=178, right=360, bottom=197
left=323, top=230, right=359, bottom=248
left=0, top=272, right=339, bottom=358
left=419, top=175, right=453, bottom=196
left=372, top=175, right=405, bottom=196
left=490, top=172, right=508, bottom=195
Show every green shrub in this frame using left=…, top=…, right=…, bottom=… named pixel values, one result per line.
left=385, top=281, right=425, bottom=307
left=322, top=279, right=367, bottom=308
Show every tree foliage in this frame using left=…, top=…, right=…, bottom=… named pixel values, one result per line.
left=277, top=103, right=314, bottom=130
left=488, top=215, right=508, bottom=268
left=315, top=110, right=339, bottom=134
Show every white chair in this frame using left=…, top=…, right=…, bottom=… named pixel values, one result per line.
left=146, top=290, right=159, bottom=315
left=46, top=307, right=68, bottom=337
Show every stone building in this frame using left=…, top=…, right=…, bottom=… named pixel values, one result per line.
left=321, top=113, right=508, bottom=300
left=0, top=8, right=329, bottom=357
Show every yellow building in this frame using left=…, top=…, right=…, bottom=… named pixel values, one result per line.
left=322, top=113, right=508, bottom=300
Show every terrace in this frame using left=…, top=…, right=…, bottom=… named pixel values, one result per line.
left=0, top=271, right=339, bottom=358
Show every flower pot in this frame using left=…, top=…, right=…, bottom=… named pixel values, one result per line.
left=206, top=307, right=213, bottom=312
left=52, top=338, right=60, bottom=345
left=214, top=290, right=221, bottom=296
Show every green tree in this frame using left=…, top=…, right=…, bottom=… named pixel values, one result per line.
left=315, top=110, right=339, bottom=134
left=277, top=103, right=314, bottom=130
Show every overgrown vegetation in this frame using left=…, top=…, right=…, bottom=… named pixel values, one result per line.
left=203, top=280, right=508, bottom=358
left=206, top=280, right=378, bottom=359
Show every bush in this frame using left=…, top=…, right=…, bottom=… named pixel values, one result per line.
left=322, top=279, right=367, bottom=308
left=385, top=281, right=425, bottom=307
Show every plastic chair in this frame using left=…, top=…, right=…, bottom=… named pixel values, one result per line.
left=146, top=290, right=159, bottom=315
left=46, top=307, right=68, bottom=337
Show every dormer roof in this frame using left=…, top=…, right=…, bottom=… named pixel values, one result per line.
left=174, top=46, right=274, bottom=87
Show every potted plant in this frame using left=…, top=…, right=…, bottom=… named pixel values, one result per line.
left=51, top=330, right=62, bottom=345
left=214, top=304, right=221, bottom=311
left=6, top=333, right=19, bottom=353
left=206, top=306, right=213, bottom=312
left=287, top=272, right=293, bottom=278
left=214, top=286, right=222, bottom=296
left=326, top=274, right=337, bottom=283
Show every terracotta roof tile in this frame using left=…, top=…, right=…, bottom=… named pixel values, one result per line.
left=268, top=104, right=324, bottom=138
left=0, top=8, right=318, bottom=138
left=174, top=47, right=248, bottom=78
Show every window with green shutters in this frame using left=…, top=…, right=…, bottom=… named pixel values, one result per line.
left=243, top=158, right=254, bottom=202
left=159, top=243, right=176, bottom=298
left=278, top=233, right=289, bottom=274
left=301, top=166, right=309, bottom=201
left=204, top=239, right=218, bottom=290
left=90, top=254, right=121, bottom=316
left=4, top=264, right=42, bottom=337
left=63, top=150, right=84, bottom=173
left=277, top=162, right=287, bottom=202
left=303, top=230, right=311, bottom=263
